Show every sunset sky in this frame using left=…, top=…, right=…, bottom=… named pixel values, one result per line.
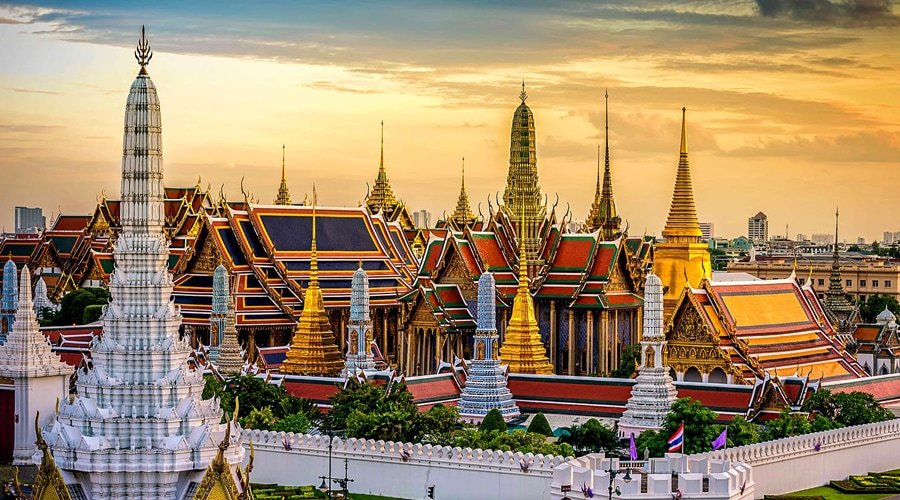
left=1, top=1, right=899, bottom=240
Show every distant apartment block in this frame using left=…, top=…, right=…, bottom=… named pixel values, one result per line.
left=14, top=206, right=45, bottom=233
left=413, top=209, right=431, bottom=229
left=748, top=212, right=768, bottom=244
left=699, top=222, right=714, bottom=241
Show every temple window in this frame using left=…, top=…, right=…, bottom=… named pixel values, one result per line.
left=861, top=280, right=867, bottom=287
left=873, top=280, right=879, bottom=288
left=818, top=279, right=824, bottom=286
left=886, top=280, right=892, bottom=288
left=846, top=279, right=852, bottom=287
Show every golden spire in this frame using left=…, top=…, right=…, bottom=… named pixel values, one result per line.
left=275, top=144, right=292, bottom=205
left=585, top=89, right=620, bottom=239
left=499, top=186, right=552, bottom=374
left=366, top=120, right=398, bottom=215
left=662, top=107, right=702, bottom=242
left=281, top=185, right=343, bottom=376
left=450, top=157, right=476, bottom=229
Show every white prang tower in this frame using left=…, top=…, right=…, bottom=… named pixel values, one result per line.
left=343, top=264, right=376, bottom=376
left=618, top=272, right=677, bottom=437
left=41, top=27, right=243, bottom=499
left=458, top=272, right=520, bottom=423
left=0, top=266, right=70, bottom=464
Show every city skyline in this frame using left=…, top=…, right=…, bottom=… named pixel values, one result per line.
left=1, top=1, right=899, bottom=240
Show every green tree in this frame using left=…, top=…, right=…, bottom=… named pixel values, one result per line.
left=327, top=380, right=416, bottom=432
left=419, top=404, right=464, bottom=445
left=859, top=295, right=900, bottom=323
left=727, top=416, right=761, bottom=447
left=527, top=413, right=553, bottom=437
left=480, top=409, right=508, bottom=433
left=241, top=406, right=277, bottom=430
left=763, top=409, right=812, bottom=440
left=635, top=398, right=722, bottom=456
left=802, top=389, right=893, bottom=426
left=46, top=287, right=110, bottom=326
left=82, top=304, right=104, bottom=324
left=273, top=412, right=312, bottom=434
left=611, top=344, right=641, bottom=378
left=559, top=418, right=619, bottom=455
left=453, top=429, right=573, bottom=457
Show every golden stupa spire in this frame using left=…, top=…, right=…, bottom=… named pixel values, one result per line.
left=499, top=190, right=552, bottom=374
left=586, top=90, right=621, bottom=239
left=366, top=120, right=398, bottom=214
left=451, top=157, right=476, bottom=229
left=275, top=144, right=292, bottom=205
left=281, top=185, right=343, bottom=376
left=661, top=107, right=702, bottom=242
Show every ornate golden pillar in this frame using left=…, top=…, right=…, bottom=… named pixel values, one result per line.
left=600, top=310, right=608, bottom=374
left=586, top=310, right=594, bottom=375
left=637, top=306, right=643, bottom=343
left=567, top=309, right=576, bottom=376
left=549, top=300, right=557, bottom=371
left=612, top=309, right=619, bottom=370
left=382, top=311, right=389, bottom=358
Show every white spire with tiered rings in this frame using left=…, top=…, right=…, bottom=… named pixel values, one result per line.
left=343, top=263, right=376, bottom=376
left=458, top=272, right=520, bottom=423
left=40, top=27, right=244, bottom=499
left=618, top=272, right=677, bottom=437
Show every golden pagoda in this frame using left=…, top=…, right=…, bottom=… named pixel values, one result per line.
left=585, top=90, right=622, bottom=240
left=502, top=82, right=547, bottom=264
left=499, top=204, right=553, bottom=374
left=654, top=108, right=711, bottom=319
left=281, top=187, right=344, bottom=376
left=450, top=157, right=477, bottom=229
left=274, top=144, right=292, bottom=205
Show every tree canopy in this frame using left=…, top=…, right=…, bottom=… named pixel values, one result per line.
left=41, top=287, right=110, bottom=326
left=527, top=413, right=553, bottom=437
left=558, top=418, right=619, bottom=455
left=859, top=294, right=900, bottom=323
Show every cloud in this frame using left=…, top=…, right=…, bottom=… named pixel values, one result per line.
left=728, top=130, right=900, bottom=162
left=0, top=123, right=62, bottom=132
left=756, top=0, right=900, bottom=27
left=8, top=87, right=61, bottom=95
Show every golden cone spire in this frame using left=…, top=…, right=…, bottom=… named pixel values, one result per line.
left=275, top=144, right=292, bottom=205
left=450, top=157, right=476, bottom=229
left=655, top=107, right=711, bottom=319
left=366, top=121, right=399, bottom=214
left=662, top=108, right=702, bottom=242
left=499, top=193, right=552, bottom=374
left=282, top=185, right=343, bottom=375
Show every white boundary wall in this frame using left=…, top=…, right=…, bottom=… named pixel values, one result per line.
left=242, top=429, right=568, bottom=500
left=690, top=418, right=900, bottom=498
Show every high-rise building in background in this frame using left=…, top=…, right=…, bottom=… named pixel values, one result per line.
left=812, top=233, right=835, bottom=246
left=748, top=211, right=768, bottom=244
left=857, top=237, right=865, bottom=245
left=14, top=206, right=44, bottom=233
left=884, top=232, right=894, bottom=244
left=797, top=233, right=808, bottom=242
left=894, top=231, right=900, bottom=243
left=413, top=209, right=431, bottom=229
left=699, top=222, right=714, bottom=241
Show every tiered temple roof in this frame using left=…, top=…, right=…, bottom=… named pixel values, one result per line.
left=667, top=274, right=865, bottom=383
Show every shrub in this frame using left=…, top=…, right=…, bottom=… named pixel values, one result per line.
left=241, top=407, right=277, bottom=430
left=82, top=304, right=104, bottom=324
left=273, top=412, right=312, bottom=434
left=527, top=413, right=553, bottom=437
left=480, top=409, right=508, bottom=433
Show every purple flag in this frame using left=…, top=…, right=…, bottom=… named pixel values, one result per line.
left=712, top=429, right=727, bottom=451
left=629, top=433, right=638, bottom=460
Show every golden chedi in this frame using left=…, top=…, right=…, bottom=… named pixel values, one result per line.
left=654, top=108, right=711, bottom=319
left=500, top=217, right=553, bottom=374
left=281, top=188, right=344, bottom=376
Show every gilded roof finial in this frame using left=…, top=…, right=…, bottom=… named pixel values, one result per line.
left=680, top=106, right=688, bottom=155
left=311, top=184, right=318, bottom=283
left=461, top=156, right=466, bottom=190
left=519, top=80, right=527, bottom=102
left=275, top=144, right=292, bottom=205
left=134, top=25, right=152, bottom=75
left=661, top=106, right=702, bottom=241
left=379, top=120, right=385, bottom=171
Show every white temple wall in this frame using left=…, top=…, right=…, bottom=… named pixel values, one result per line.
left=689, top=418, right=900, bottom=498
left=13, top=371, right=67, bottom=464
left=243, top=430, right=565, bottom=500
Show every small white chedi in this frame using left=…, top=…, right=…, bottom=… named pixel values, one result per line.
left=0, top=265, right=70, bottom=464
left=618, top=272, right=677, bottom=437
